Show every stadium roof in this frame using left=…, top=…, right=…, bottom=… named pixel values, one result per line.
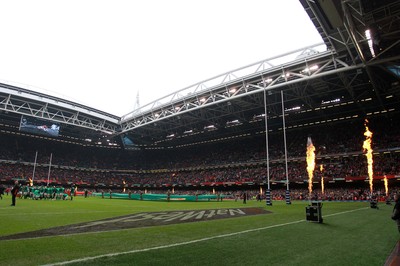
left=0, top=0, right=399, bottom=149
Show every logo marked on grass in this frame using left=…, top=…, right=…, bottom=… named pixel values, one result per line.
left=0, top=207, right=270, bottom=241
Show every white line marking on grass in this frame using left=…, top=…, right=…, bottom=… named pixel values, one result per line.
left=324, top=207, right=369, bottom=218
left=41, top=207, right=368, bottom=266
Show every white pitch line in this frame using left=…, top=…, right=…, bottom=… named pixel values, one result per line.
left=41, top=207, right=368, bottom=266
left=324, top=207, right=369, bottom=218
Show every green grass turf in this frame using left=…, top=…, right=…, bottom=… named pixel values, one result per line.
left=0, top=195, right=398, bottom=266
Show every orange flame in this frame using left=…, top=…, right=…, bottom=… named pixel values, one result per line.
left=306, top=137, right=316, bottom=196
left=29, top=178, right=33, bottom=187
left=320, top=165, right=324, bottom=195
left=384, top=175, right=388, bottom=196
left=362, top=119, right=373, bottom=193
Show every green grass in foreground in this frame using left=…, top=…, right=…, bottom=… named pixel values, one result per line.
left=0, top=195, right=398, bottom=266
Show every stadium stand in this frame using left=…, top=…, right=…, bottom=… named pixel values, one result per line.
left=1, top=113, right=399, bottom=200
left=0, top=0, right=399, bottom=202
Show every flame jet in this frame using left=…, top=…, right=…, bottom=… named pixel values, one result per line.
left=306, top=137, right=316, bottom=197
left=362, top=120, right=374, bottom=193
left=384, top=175, right=388, bottom=196
left=320, top=165, right=324, bottom=195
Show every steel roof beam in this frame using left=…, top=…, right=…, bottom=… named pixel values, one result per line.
left=0, top=91, right=119, bottom=134
left=119, top=53, right=359, bottom=134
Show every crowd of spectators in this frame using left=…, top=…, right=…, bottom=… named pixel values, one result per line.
left=0, top=116, right=399, bottom=192
left=1, top=152, right=399, bottom=187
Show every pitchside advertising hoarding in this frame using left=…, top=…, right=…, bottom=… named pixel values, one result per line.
left=19, top=115, right=60, bottom=137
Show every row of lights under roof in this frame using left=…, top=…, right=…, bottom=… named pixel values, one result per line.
left=252, top=96, right=378, bottom=121
left=0, top=123, right=18, bottom=129
left=154, top=130, right=201, bottom=145
left=0, top=127, right=122, bottom=149
left=253, top=114, right=362, bottom=134
left=170, top=112, right=368, bottom=150
left=250, top=97, right=348, bottom=122
left=175, top=133, right=251, bottom=148
left=281, top=108, right=396, bottom=130
left=366, top=108, right=395, bottom=116
left=158, top=97, right=357, bottom=141
left=285, top=115, right=360, bottom=130
left=166, top=107, right=397, bottom=150
left=0, top=129, right=82, bottom=146
left=150, top=94, right=394, bottom=146
left=161, top=120, right=244, bottom=142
